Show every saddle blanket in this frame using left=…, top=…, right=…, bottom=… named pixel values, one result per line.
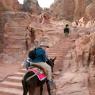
left=28, top=68, right=47, bottom=81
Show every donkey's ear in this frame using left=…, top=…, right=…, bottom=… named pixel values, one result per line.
left=53, top=57, right=56, bottom=61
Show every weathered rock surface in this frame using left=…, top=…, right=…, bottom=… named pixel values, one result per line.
left=50, top=0, right=95, bottom=21
left=55, top=31, right=95, bottom=95
left=0, top=0, right=20, bottom=11
left=0, top=12, right=32, bottom=63
left=74, top=0, right=86, bottom=20
left=23, top=0, right=42, bottom=14
left=86, top=1, right=95, bottom=20
left=50, top=0, right=75, bottom=21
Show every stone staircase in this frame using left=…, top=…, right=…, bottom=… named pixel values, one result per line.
left=0, top=69, right=26, bottom=95
left=0, top=37, right=73, bottom=95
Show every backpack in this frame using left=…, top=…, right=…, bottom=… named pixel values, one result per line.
left=28, top=48, right=36, bottom=59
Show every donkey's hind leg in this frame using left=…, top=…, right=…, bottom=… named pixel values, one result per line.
left=46, top=80, right=51, bottom=95
left=40, top=85, right=43, bottom=95
left=29, top=87, right=35, bottom=95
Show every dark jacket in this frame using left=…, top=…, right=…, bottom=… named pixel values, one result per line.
left=28, top=47, right=48, bottom=63
left=64, top=27, right=69, bottom=33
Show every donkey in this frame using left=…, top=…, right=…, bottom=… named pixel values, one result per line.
left=22, top=57, right=56, bottom=95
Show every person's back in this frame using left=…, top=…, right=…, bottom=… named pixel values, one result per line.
left=64, top=24, right=70, bottom=36
left=64, top=27, right=69, bottom=33
left=28, top=47, right=48, bottom=63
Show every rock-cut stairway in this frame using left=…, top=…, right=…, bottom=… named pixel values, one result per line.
left=0, top=37, right=73, bottom=95
left=0, top=69, right=26, bottom=95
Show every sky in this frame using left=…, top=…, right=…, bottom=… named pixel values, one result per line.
left=18, top=0, right=54, bottom=8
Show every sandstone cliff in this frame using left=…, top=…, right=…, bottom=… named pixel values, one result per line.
left=74, top=0, right=86, bottom=20
left=50, top=0, right=75, bottom=21
left=55, top=26, right=95, bottom=95
left=86, top=1, right=95, bottom=20
left=0, top=12, right=32, bottom=62
left=50, top=0, right=94, bottom=21
left=0, top=0, right=20, bottom=11
left=23, top=0, right=42, bottom=14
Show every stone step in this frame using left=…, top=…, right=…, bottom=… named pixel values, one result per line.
left=0, top=80, right=22, bottom=89
left=7, top=76, right=22, bottom=82
left=0, top=83, right=22, bottom=90
left=19, top=68, right=27, bottom=73
left=50, top=54, right=63, bottom=56
left=49, top=55, right=64, bottom=57
left=14, top=72, right=25, bottom=77
left=48, top=51, right=65, bottom=53
left=0, top=87, right=22, bottom=95
left=49, top=51, right=64, bottom=53
left=0, top=92, right=15, bottom=95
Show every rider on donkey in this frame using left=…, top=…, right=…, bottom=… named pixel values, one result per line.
left=24, top=38, right=55, bottom=90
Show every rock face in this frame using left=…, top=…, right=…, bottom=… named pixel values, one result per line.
left=50, top=0, right=95, bottom=21
left=50, top=0, right=75, bottom=21
left=0, top=0, right=20, bottom=11
left=0, top=18, right=4, bottom=53
left=23, top=0, right=42, bottom=14
left=55, top=31, right=95, bottom=95
left=50, top=0, right=86, bottom=21
left=86, top=0, right=92, bottom=5
left=0, top=12, right=32, bottom=63
left=86, top=1, right=95, bottom=20
left=74, top=0, right=86, bottom=20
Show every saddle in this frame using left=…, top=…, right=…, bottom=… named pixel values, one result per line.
left=27, top=64, right=47, bottom=81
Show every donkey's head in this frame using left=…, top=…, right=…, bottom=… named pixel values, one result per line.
left=46, top=57, right=56, bottom=72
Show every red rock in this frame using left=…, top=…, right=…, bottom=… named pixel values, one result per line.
left=0, top=0, right=20, bottom=11
left=0, top=12, right=32, bottom=56
left=86, top=2, right=95, bottom=20
left=23, top=0, right=42, bottom=14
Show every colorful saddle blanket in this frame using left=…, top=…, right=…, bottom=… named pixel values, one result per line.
left=28, top=68, right=47, bottom=81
